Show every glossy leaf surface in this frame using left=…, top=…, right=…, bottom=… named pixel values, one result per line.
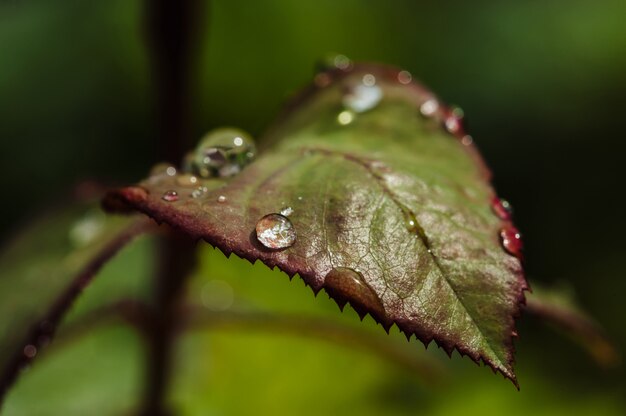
left=106, top=63, right=527, bottom=383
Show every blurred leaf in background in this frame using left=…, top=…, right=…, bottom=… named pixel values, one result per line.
left=0, top=0, right=625, bottom=414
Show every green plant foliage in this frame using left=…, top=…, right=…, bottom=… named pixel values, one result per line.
left=107, top=63, right=527, bottom=383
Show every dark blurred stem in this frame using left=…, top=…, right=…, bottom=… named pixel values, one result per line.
left=146, top=0, right=207, bottom=164
left=141, top=0, right=206, bottom=414
left=141, top=234, right=196, bottom=416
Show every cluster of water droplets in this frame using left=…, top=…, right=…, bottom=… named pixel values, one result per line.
left=149, top=128, right=257, bottom=202
left=490, top=196, right=523, bottom=258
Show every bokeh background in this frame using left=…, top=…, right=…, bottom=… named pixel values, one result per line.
left=1, top=0, right=625, bottom=414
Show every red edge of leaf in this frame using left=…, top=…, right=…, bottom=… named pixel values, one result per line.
left=104, top=185, right=529, bottom=388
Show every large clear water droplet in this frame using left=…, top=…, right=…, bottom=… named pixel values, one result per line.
left=255, top=213, right=296, bottom=249
left=500, top=225, right=523, bottom=258
left=192, top=128, right=256, bottom=178
left=343, top=74, right=383, bottom=113
left=324, top=267, right=385, bottom=321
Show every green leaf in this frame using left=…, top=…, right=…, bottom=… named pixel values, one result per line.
left=0, top=202, right=152, bottom=400
left=105, top=63, right=528, bottom=384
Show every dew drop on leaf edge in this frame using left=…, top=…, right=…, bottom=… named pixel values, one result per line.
left=492, top=196, right=513, bottom=220
left=324, top=267, right=385, bottom=320
left=500, top=225, right=523, bottom=257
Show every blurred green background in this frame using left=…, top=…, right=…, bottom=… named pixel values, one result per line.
left=1, top=0, right=625, bottom=414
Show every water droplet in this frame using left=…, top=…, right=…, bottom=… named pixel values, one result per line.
left=23, top=344, right=37, bottom=359
left=280, top=206, right=293, bottom=216
left=255, top=214, right=296, bottom=249
left=69, top=210, right=105, bottom=247
left=201, top=280, right=235, bottom=311
left=343, top=78, right=383, bottom=113
left=461, top=135, right=474, bottom=146
left=333, top=54, right=352, bottom=70
left=315, top=54, right=353, bottom=72
left=362, top=73, right=376, bottom=86
left=397, top=70, right=412, bottom=84
left=193, top=128, right=256, bottom=178
left=217, top=195, right=227, bottom=203
left=492, top=197, right=513, bottom=220
left=150, top=163, right=177, bottom=177
left=500, top=226, right=523, bottom=257
left=162, top=190, right=179, bottom=202
left=337, top=110, right=355, bottom=125
left=191, top=186, right=208, bottom=199
left=420, top=98, right=439, bottom=117
left=444, top=107, right=464, bottom=134
left=176, top=174, right=198, bottom=187
left=324, top=267, right=385, bottom=320
left=297, top=196, right=303, bottom=201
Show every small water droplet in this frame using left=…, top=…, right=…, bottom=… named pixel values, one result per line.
left=461, top=135, right=474, bottom=146
left=500, top=226, right=523, bottom=257
left=397, top=70, right=412, bottom=84
left=334, top=54, right=352, bottom=70
left=217, top=195, right=227, bottom=203
left=337, top=110, right=355, bottom=125
left=343, top=80, right=382, bottom=113
left=23, top=344, right=37, bottom=359
left=362, top=73, right=376, bottom=86
left=420, top=98, right=439, bottom=117
left=162, top=190, right=179, bottom=202
left=316, top=54, right=353, bottom=72
left=297, top=196, right=303, bottom=201
left=280, top=206, right=293, bottom=216
left=492, top=197, right=513, bottom=220
left=255, top=214, right=296, bottom=249
left=193, top=128, right=256, bottom=178
left=191, top=186, right=208, bottom=199
left=150, top=163, right=177, bottom=177
left=176, top=174, right=198, bottom=187
left=444, top=107, right=464, bottom=134
left=324, top=267, right=385, bottom=320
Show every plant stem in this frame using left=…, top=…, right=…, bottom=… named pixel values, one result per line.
left=141, top=0, right=207, bottom=414
left=140, top=233, right=196, bottom=416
